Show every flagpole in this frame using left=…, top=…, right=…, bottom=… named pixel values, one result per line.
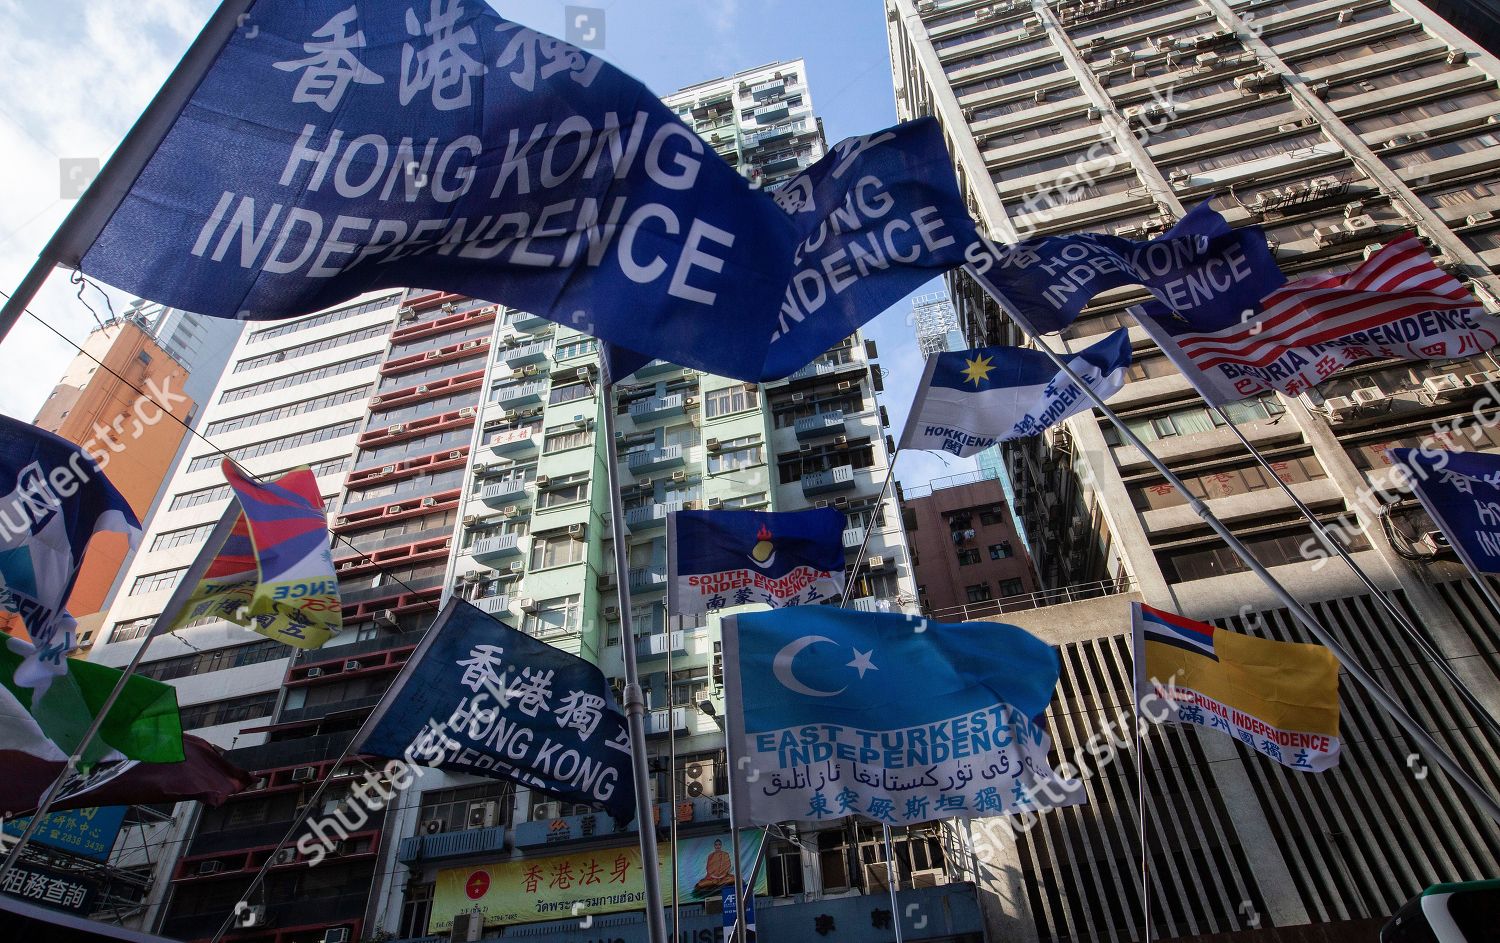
left=0, top=0, right=255, bottom=344
left=596, top=375, right=671, bottom=943
left=667, top=630, right=681, bottom=943
left=838, top=455, right=901, bottom=608
left=968, top=267, right=1500, bottom=825
left=1129, top=608, right=1153, bottom=943
left=724, top=832, right=769, bottom=940
left=1212, top=409, right=1500, bottom=739
left=0, top=503, right=238, bottom=882
left=882, top=824, right=905, bottom=943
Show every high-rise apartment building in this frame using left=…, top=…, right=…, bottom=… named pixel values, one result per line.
left=913, top=290, right=966, bottom=356
left=73, top=60, right=976, bottom=943
left=900, top=470, right=1042, bottom=616
left=890, top=1, right=1500, bottom=940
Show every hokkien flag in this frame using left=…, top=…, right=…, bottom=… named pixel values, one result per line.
left=1390, top=448, right=1500, bottom=576
left=169, top=461, right=340, bottom=649
left=71, top=1, right=975, bottom=382
left=964, top=201, right=1283, bottom=337
left=358, top=599, right=635, bottom=823
left=667, top=508, right=846, bottom=615
left=899, top=329, right=1131, bottom=457
left=1135, top=234, right=1498, bottom=405
left=0, top=415, right=140, bottom=693
left=721, top=606, right=1081, bottom=827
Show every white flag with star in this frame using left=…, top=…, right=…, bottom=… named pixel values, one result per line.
left=899, top=330, right=1132, bottom=457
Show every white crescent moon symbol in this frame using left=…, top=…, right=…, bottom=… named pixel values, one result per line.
left=773, top=635, right=846, bottom=698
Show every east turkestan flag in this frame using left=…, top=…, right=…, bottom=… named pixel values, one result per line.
left=170, top=462, right=340, bottom=649
left=0, top=416, right=139, bottom=692
left=899, top=329, right=1131, bottom=457
left=1132, top=603, right=1341, bottom=771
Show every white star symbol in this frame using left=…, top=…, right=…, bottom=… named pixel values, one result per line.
left=847, top=648, right=878, bottom=679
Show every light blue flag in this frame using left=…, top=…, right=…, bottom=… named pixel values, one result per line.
left=899, top=329, right=1131, bottom=457
left=721, top=607, right=1080, bottom=827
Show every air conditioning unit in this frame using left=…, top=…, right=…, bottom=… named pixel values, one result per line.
left=1425, top=373, right=1466, bottom=399
left=790, top=392, right=805, bottom=402
left=291, top=766, right=317, bottom=782
left=1195, top=52, right=1220, bottom=70
left=461, top=340, right=481, bottom=350
left=509, top=561, right=525, bottom=573
left=502, top=505, right=519, bottom=517
left=273, top=849, right=296, bottom=865
left=1033, top=89, right=1047, bottom=103
left=815, top=499, right=830, bottom=509
left=397, top=306, right=416, bottom=322
left=306, top=667, right=325, bottom=679
left=423, top=818, right=447, bottom=835
left=1466, top=371, right=1500, bottom=387
left=834, top=496, right=849, bottom=508
left=568, top=524, right=586, bottom=540
left=534, top=475, right=551, bottom=488
left=837, top=380, right=853, bottom=391
left=1024, top=15, right=1042, bottom=33
left=868, top=555, right=887, bottom=569
left=683, top=760, right=717, bottom=797
left=338, top=561, right=357, bottom=572
left=706, top=438, right=721, bottom=452
left=425, top=350, right=442, bottom=360
left=467, top=800, right=499, bottom=829
left=1110, top=46, right=1133, bottom=63
left=531, top=801, right=562, bottom=821
left=197, top=861, right=224, bottom=876
left=388, top=423, right=406, bottom=434
left=375, top=609, right=399, bottom=627
left=835, top=435, right=848, bottom=446
left=236, top=905, right=265, bottom=928
left=1345, top=214, right=1377, bottom=232
left=1467, top=211, right=1497, bottom=226
left=1350, top=387, right=1383, bottom=406
left=604, top=606, right=620, bottom=620
left=246, top=777, right=269, bottom=792
left=1448, top=48, right=1469, bottom=65
left=671, top=469, right=687, bottom=481
left=422, top=497, right=438, bottom=507
left=451, top=913, right=483, bottom=943
left=1313, top=225, right=1343, bottom=247
left=459, top=406, right=477, bottom=418
left=417, top=385, right=429, bottom=394
left=344, top=660, right=363, bottom=671
left=707, top=497, right=723, bottom=509
left=520, top=597, right=539, bottom=613
left=323, top=929, right=352, bottom=943
left=382, top=465, right=397, bottom=475
left=385, top=505, right=404, bottom=516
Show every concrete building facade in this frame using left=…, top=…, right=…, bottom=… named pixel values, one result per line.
left=889, top=1, right=1500, bottom=940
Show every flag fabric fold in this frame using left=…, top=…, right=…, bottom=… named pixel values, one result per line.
left=0, top=415, right=140, bottom=692
left=73, top=1, right=975, bottom=382
left=1389, top=448, right=1500, bottom=575
left=1132, top=603, right=1341, bottom=771
left=667, top=508, right=846, bottom=614
left=899, top=329, right=1131, bottom=457
left=1135, top=233, right=1498, bottom=404
left=170, top=462, right=340, bottom=649
left=722, top=606, right=1080, bottom=827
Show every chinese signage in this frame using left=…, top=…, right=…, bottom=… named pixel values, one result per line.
left=2, top=806, right=126, bottom=862
left=430, top=831, right=765, bottom=932
left=0, top=861, right=94, bottom=913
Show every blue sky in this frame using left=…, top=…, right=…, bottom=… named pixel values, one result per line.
left=0, top=0, right=973, bottom=488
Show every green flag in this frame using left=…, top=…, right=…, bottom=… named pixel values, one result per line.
left=1, top=642, right=183, bottom=766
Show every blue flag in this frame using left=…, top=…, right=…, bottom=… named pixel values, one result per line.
left=722, top=607, right=1078, bottom=827
left=1389, top=448, right=1500, bottom=575
left=74, top=2, right=975, bottom=381
left=358, top=599, right=634, bottom=822
left=668, top=508, right=845, bottom=614
left=964, top=201, right=1285, bottom=337
left=0, top=416, right=140, bottom=693
left=899, top=329, right=1131, bottom=457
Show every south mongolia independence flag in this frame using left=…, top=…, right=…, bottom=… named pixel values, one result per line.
left=899, top=329, right=1131, bottom=457
left=1132, top=603, right=1341, bottom=771
left=668, top=508, right=846, bottom=615
left=170, top=462, right=340, bottom=649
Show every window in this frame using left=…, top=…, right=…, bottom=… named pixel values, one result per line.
left=245, top=293, right=398, bottom=343
left=538, top=478, right=588, bottom=508
left=544, top=426, right=593, bottom=453
left=978, top=505, right=1007, bottom=526
left=1132, top=454, right=1329, bottom=511
left=137, top=638, right=286, bottom=682
left=989, top=541, right=1013, bottom=560
left=708, top=436, right=763, bottom=474
left=766, top=840, right=805, bottom=898
left=111, top=617, right=156, bottom=643
left=220, top=353, right=380, bottom=404
left=965, top=583, right=992, bottom=603
left=186, top=419, right=360, bottom=472
left=233, top=323, right=389, bottom=373
left=530, top=531, right=586, bottom=570
left=669, top=666, right=711, bottom=708
left=554, top=339, right=598, bottom=360
left=523, top=595, right=582, bottom=638
left=999, top=578, right=1025, bottom=597
left=205, top=385, right=371, bottom=436
left=957, top=548, right=981, bottom=566
left=399, top=884, right=434, bottom=940
left=150, top=522, right=218, bottom=553
left=130, top=569, right=184, bottom=596
left=817, top=827, right=856, bottom=893
left=549, top=382, right=592, bottom=406
left=417, top=783, right=513, bottom=835
left=178, top=692, right=276, bottom=730
left=705, top=385, right=759, bottom=419
left=169, top=484, right=230, bottom=511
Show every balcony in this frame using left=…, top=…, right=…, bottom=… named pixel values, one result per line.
left=762, top=152, right=804, bottom=175
left=511, top=310, right=549, bottom=331
left=512, top=807, right=634, bottom=849
left=849, top=597, right=881, bottom=613
left=472, top=595, right=511, bottom=615
left=842, top=526, right=867, bottom=549
left=504, top=339, right=550, bottom=366
left=626, top=444, right=686, bottom=474
left=753, top=101, right=790, bottom=124
left=397, top=824, right=508, bottom=865
left=625, top=502, right=678, bottom=531
left=801, top=464, right=855, bottom=496
left=628, top=565, right=668, bottom=594
left=487, top=427, right=538, bottom=456
left=787, top=355, right=858, bottom=382
left=631, top=358, right=681, bottom=380
left=628, top=393, right=685, bottom=424
left=492, top=381, right=547, bottom=409
left=794, top=409, right=846, bottom=441
left=471, top=534, right=523, bottom=561
left=750, top=79, right=785, bottom=100
left=646, top=706, right=689, bottom=737
left=636, top=630, right=686, bottom=660
left=479, top=476, right=531, bottom=507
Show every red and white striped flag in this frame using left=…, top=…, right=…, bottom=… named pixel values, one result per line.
left=1136, top=234, right=1497, bottom=405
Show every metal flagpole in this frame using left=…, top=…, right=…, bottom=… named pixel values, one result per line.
left=0, top=504, right=238, bottom=882
left=716, top=708, right=749, bottom=943
left=596, top=375, right=671, bottom=943
left=1211, top=409, right=1500, bottom=740
left=1130, top=609, right=1153, bottom=943
left=839, top=456, right=901, bottom=607
left=0, top=0, right=255, bottom=343
left=882, top=825, right=905, bottom=943
left=667, top=631, right=681, bottom=942
left=724, top=831, right=771, bottom=940
left=968, top=266, right=1500, bottom=825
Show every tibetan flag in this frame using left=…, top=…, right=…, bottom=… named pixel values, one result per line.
left=0, top=416, right=140, bottom=692
left=899, top=329, right=1131, bottom=457
left=170, top=462, right=339, bottom=649
left=667, top=508, right=845, bottom=615
left=0, top=636, right=184, bottom=814
left=1132, top=603, right=1341, bottom=771
left=1389, top=448, right=1500, bottom=575
left=722, top=606, right=1080, bottom=827
left=1135, top=233, right=1498, bottom=405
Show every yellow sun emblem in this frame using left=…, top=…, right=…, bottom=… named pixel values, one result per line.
left=960, top=354, right=996, bottom=388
